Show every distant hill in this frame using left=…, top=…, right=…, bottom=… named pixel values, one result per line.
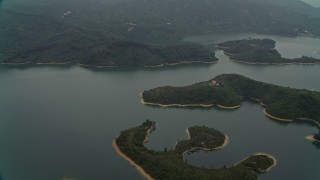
left=217, top=38, right=320, bottom=64
left=249, top=0, right=320, bottom=18
left=3, top=41, right=217, bottom=67
left=1, top=0, right=320, bottom=64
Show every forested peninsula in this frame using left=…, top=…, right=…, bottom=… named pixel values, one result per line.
left=3, top=41, right=216, bottom=67
left=142, top=74, right=320, bottom=123
left=113, top=120, right=275, bottom=180
left=217, top=39, right=320, bottom=64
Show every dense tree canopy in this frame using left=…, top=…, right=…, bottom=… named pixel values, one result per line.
left=2, top=0, right=320, bottom=65
left=143, top=74, right=320, bottom=122
left=115, top=120, right=275, bottom=179
left=218, top=39, right=320, bottom=64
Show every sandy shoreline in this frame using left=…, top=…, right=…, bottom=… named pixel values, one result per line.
left=184, top=128, right=276, bottom=172
left=141, top=99, right=214, bottom=108
left=182, top=128, right=229, bottom=157
left=143, top=127, right=154, bottom=144
left=36, top=61, right=74, bottom=65
left=112, top=138, right=154, bottom=180
left=2, top=62, right=32, bottom=65
left=78, top=63, right=117, bottom=68
left=144, top=60, right=218, bottom=68
left=264, top=112, right=320, bottom=128
left=228, top=58, right=317, bottom=65
left=217, top=104, right=242, bottom=109
left=253, top=153, right=277, bottom=172
left=234, top=152, right=277, bottom=172
left=2, top=61, right=74, bottom=65
left=2, top=60, right=215, bottom=68
left=250, top=98, right=319, bottom=128
left=80, top=60, right=217, bottom=68
left=214, top=135, right=229, bottom=150
left=140, top=92, right=242, bottom=109
left=297, top=118, right=320, bottom=129
left=249, top=97, right=267, bottom=106
left=263, top=109, right=293, bottom=122
left=306, top=135, right=320, bottom=142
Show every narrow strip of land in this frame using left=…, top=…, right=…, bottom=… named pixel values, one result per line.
left=263, top=109, right=293, bottom=122
left=144, top=60, right=218, bottom=68
left=141, top=92, right=241, bottom=109
left=112, top=138, right=154, bottom=180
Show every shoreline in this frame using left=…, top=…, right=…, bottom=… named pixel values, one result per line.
left=143, top=126, right=155, bottom=144
left=263, top=109, right=320, bottom=128
left=251, top=98, right=319, bottom=128
left=2, top=62, right=32, bottom=65
left=78, top=63, right=117, bottom=68
left=2, top=61, right=74, bottom=65
left=141, top=99, right=214, bottom=108
left=182, top=128, right=229, bottom=157
left=234, top=153, right=277, bottom=173
left=140, top=92, right=242, bottom=109
left=296, top=118, right=320, bottom=129
left=36, top=61, right=74, bottom=65
left=249, top=97, right=267, bottom=106
left=263, top=109, right=293, bottom=122
left=2, top=60, right=217, bottom=68
left=217, top=104, right=242, bottom=109
left=306, top=135, right=320, bottom=142
left=252, top=153, right=277, bottom=173
left=214, top=134, right=229, bottom=150
left=143, top=60, right=218, bottom=68
left=112, top=138, right=154, bottom=180
left=228, top=58, right=318, bottom=65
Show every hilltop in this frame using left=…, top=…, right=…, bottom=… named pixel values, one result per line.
left=2, top=0, right=320, bottom=65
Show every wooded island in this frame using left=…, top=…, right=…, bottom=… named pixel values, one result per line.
left=142, top=74, right=320, bottom=123
left=114, top=120, right=276, bottom=180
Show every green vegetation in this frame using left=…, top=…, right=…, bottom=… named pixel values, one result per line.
left=241, top=154, right=275, bottom=173
left=2, top=0, right=320, bottom=65
left=3, top=41, right=216, bottom=67
left=115, top=120, right=275, bottom=179
left=142, top=80, right=243, bottom=107
left=218, top=39, right=320, bottom=64
left=174, top=126, right=225, bottom=154
left=142, top=74, right=320, bottom=122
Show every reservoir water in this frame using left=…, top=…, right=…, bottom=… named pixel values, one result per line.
left=0, top=34, right=320, bottom=179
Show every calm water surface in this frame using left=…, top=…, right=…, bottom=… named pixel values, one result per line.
left=0, top=34, right=320, bottom=180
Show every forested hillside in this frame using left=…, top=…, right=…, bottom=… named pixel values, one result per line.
left=1, top=0, right=320, bottom=64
